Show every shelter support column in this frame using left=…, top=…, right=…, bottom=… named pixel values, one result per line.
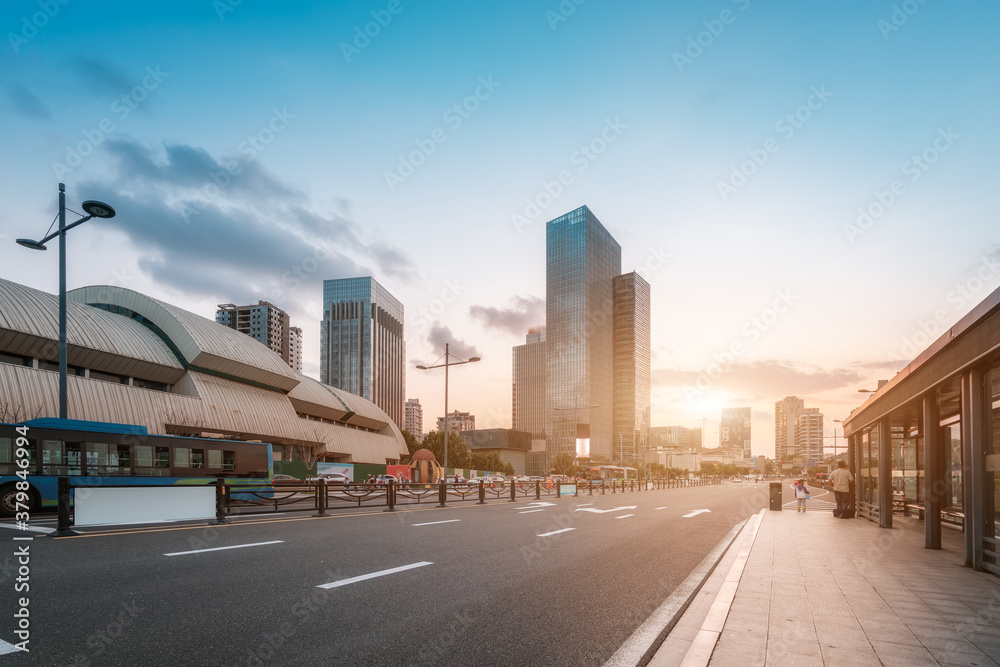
left=962, top=368, right=985, bottom=569
left=923, top=392, right=942, bottom=549
left=878, top=418, right=892, bottom=529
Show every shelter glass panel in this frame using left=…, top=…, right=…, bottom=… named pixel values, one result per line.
left=986, top=364, right=1000, bottom=569
left=944, top=422, right=963, bottom=511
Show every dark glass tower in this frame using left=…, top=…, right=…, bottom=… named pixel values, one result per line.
left=545, top=206, right=621, bottom=461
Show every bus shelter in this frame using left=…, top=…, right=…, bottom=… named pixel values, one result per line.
left=841, top=285, right=1000, bottom=575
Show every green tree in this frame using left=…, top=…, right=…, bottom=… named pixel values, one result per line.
left=700, top=462, right=721, bottom=476
left=401, top=429, right=422, bottom=460
left=420, top=430, right=471, bottom=470
left=470, top=450, right=508, bottom=474
left=550, top=453, right=578, bottom=477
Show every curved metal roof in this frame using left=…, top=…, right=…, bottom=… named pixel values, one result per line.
left=68, top=285, right=299, bottom=392
left=0, top=278, right=183, bottom=384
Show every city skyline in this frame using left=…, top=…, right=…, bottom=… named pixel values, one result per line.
left=1, top=2, right=998, bottom=456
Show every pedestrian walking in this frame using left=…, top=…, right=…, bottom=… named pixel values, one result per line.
left=829, top=459, right=854, bottom=518
left=793, top=479, right=810, bottom=512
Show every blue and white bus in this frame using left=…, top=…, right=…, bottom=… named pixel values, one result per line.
left=0, top=419, right=274, bottom=516
left=584, top=465, right=638, bottom=481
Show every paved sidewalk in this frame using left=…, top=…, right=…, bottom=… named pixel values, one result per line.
left=702, top=507, right=1000, bottom=666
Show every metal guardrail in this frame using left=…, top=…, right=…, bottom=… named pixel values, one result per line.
left=52, top=475, right=722, bottom=530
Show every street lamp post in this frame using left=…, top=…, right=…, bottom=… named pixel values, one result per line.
left=17, top=183, right=116, bottom=420
left=416, top=343, right=480, bottom=479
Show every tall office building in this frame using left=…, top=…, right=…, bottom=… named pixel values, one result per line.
left=513, top=329, right=546, bottom=437
left=545, top=206, right=621, bottom=460
left=404, top=398, right=423, bottom=439
left=612, top=272, right=651, bottom=464
left=794, top=408, right=824, bottom=465
left=216, top=301, right=299, bottom=372
left=720, top=407, right=752, bottom=459
left=774, top=396, right=805, bottom=462
left=320, top=277, right=405, bottom=429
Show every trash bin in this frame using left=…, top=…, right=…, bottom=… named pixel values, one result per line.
left=769, top=482, right=783, bottom=511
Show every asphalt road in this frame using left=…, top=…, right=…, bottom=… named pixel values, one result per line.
left=0, top=483, right=770, bottom=666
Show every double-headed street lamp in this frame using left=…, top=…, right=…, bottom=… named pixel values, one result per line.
left=17, top=183, right=116, bottom=420
left=416, top=343, right=480, bottom=478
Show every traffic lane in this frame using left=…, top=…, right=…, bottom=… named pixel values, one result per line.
left=283, top=487, right=765, bottom=666
left=10, top=487, right=762, bottom=665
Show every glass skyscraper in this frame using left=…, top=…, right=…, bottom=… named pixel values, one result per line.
left=545, top=206, right=621, bottom=460
left=320, top=277, right=405, bottom=428
left=613, top=272, right=651, bottom=464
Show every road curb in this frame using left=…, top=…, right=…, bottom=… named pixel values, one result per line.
left=679, top=508, right=766, bottom=666
left=603, top=517, right=748, bottom=667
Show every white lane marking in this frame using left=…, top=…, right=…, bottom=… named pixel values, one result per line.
left=318, top=561, right=433, bottom=589
left=682, top=509, right=711, bottom=518
left=575, top=506, right=637, bottom=514
left=0, top=523, right=55, bottom=534
left=576, top=503, right=594, bottom=507
left=615, top=514, right=635, bottom=520
left=520, top=501, right=557, bottom=509
left=165, top=540, right=284, bottom=557
left=0, top=639, right=21, bottom=655
left=519, top=509, right=545, bottom=514
left=412, top=519, right=461, bottom=526
left=655, top=507, right=668, bottom=511
left=537, top=528, right=575, bottom=537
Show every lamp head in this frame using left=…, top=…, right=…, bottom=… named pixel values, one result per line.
left=415, top=365, right=428, bottom=370
left=16, top=238, right=47, bottom=251
left=468, top=357, right=481, bottom=363
left=81, top=200, right=116, bottom=219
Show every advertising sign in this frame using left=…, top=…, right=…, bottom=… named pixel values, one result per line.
left=575, top=423, right=590, bottom=458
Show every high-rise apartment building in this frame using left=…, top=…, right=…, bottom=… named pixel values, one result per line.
left=216, top=301, right=299, bottom=372
left=288, top=326, right=303, bottom=374
left=320, top=277, right=405, bottom=429
left=404, top=398, right=423, bottom=439
left=775, top=396, right=824, bottom=465
left=720, top=407, right=752, bottom=459
left=794, top=408, right=824, bottom=464
left=436, top=411, right=475, bottom=432
left=545, top=206, right=621, bottom=460
left=613, top=272, right=651, bottom=464
left=513, top=329, right=546, bottom=437
left=774, top=396, right=805, bottom=462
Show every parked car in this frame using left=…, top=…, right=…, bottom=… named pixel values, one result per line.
left=272, top=474, right=301, bottom=484
left=307, top=472, right=350, bottom=485
left=445, top=475, right=466, bottom=484
left=375, top=474, right=398, bottom=484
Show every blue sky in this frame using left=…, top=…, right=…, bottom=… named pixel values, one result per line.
left=1, top=0, right=998, bottom=456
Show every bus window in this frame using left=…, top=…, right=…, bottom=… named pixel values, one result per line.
left=65, top=442, right=82, bottom=474
left=113, top=445, right=131, bottom=472
left=174, top=447, right=190, bottom=467
left=207, top=450, right=222, bottom=469
left=155, top=447, right=169, bottom=468
left=41, top=440, right=63, bottom=475
left=223, top=451, right=235, bottom=470
left=134, top=445, right=154, bottom=475
left=191, top=449, right=205, bottom=469
left=86, top=442, right=109, bottom=474
left=0, top=437, right=11, bottom=475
